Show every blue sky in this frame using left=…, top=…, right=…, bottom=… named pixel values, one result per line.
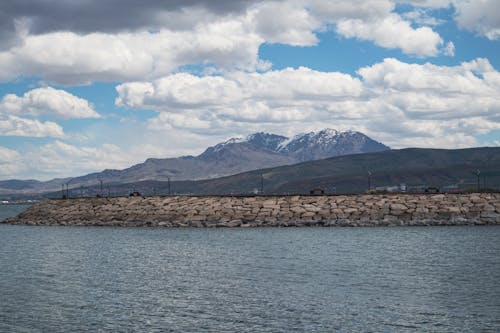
left=0, top=0, right=499, bottom=180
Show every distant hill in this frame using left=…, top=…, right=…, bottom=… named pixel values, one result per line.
left=62, top=147, right=500, bottom=197
left=0, top=129, right=389, bottom=196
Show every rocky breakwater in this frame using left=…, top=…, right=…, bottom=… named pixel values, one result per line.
left=3, top=193, right=500, bottom=227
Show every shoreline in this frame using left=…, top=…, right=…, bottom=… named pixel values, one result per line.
left=3, top=193, right=500, bottom=227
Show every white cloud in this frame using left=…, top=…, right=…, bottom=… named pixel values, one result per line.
left=401, top=0, right=452, bottom=8
left=453, top=0, right=500, bottom=40
left=0, top=141, right=127, bottom=179
left=0, top=87, right=100, bottom=119
left=402, top=8, right=446, bottom=26
left=404, top=0, right=500, bottom=39
left=0, top=23, right=263, bottom=84
left=1, top=141, right=130, bottom=179
left=0, top=1, right=454, bottom=84
left=0, top=146, right=22, bottom=176
left=0, top=115, right=64, bottom=137
left=1, top=0, right=497, bottom=87
left=336, top=14, right=443, bottom=57
left=251, top=2, right=319, bottom=46
left=117, top=58, right=500, bottom=149
left=2, top=134, right=210, bottom=179
left=117, top=67, right=362, bottom=111
left=306, top=0, right=445, bottom=57
left=307, top=0, right=395, bottom=21
left=148, top=113, right=213, bottom=130
left=443, top=41, right=455, bottom=56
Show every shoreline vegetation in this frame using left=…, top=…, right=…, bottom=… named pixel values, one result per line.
left=2, top=193, right=500, bottom=227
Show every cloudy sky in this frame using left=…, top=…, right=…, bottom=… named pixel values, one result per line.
left=0, top=0, right=499, bottom=180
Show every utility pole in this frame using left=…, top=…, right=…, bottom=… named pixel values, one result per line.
left=61, top=184, right=65, bottom=199
left=99, top=179, right=103, bottom=197
left=167, top=176, right=171, bottom=195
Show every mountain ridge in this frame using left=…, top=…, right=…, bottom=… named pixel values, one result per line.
left=0, top=129, right=389, bottom=195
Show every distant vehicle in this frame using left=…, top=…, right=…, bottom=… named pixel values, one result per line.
left=424, top=187, right=440, bottom=193
left=129, top=191, right=142, bottom=197
left=310, top=188, right=325, bottom=195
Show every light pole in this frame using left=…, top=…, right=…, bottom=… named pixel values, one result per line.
left=367, top=171, right=372, bottom=192
left=61, top=184, right=65, bottom=199
left=167, top=176, right=171, bottom=195
left=66, top=178, right=75, bottom=199
left=260, top=174, right=264, bottom=195
left=476, top=169, right=481, bottom=192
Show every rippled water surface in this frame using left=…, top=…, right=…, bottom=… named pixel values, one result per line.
left=0, top=223, right=499, bottom=332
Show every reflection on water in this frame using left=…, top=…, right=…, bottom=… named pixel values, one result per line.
left=0, top=224, right=499, bottom=332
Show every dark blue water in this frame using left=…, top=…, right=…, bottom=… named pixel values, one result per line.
left=0, top=224, right=499, bottom=332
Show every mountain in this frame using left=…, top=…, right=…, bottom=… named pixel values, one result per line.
left=0, top=129, right=389, bottom=196
left=200, top=129, right=389, bottom=162
left=65, top=147, right=500, bottom=197
left=277, top=129, right=389, bottom=161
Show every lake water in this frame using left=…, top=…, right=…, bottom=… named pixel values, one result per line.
left=0, top=219, right=499, bottom=331
left=0, top=203, right=32, bottom=220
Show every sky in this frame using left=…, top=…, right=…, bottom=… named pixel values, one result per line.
left=0, top=0, right=499, bottom=180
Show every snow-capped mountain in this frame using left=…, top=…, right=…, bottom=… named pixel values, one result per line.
left=0, top=129, right=389, bottom=195
left=276, top=129, right=390, bottom=161
left=202, top=129, right=389, bottom=162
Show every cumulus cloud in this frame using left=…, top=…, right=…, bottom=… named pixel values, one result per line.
left=0, top=115, right=64, bottom=138
left=30, top=141, right=126, bottom=175
left=117, top=58, right=500, bottom=149
left=0, top=146, right=21, bottom=175
left=252, top=2, right=319, bottom=46
left=0, top=0, right=455, bottom=84
left=404, top=0, right=500, bottom=39
left=0, top=0, right=256, bottom=47
left=0, top=135, right=209, bottom=179
left=2, top=0, right=494, bottom=80
left=1, top=87, right=100, bottom=119
left=402, top=8, right=446, bottom=26
left=453, top=0, right=500, bottom=40
left=117, top=67, right=362, bottom=109
left=336, top=14, right=443, bottom=57
left=0, top=141, right=126, bottom=179
left=0, top=24, right=263, bottom=84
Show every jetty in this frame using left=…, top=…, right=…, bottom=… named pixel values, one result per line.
left=3, top=193, right=500, bottom=227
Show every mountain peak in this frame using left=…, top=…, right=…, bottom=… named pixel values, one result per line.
left=277, top=129, right=389, bottom=161
left=245, top=132, right=288, bottom=151
left=197, top=137, right=243, bottom=159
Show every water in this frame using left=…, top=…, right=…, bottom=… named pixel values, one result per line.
left=0, top=203, right=31, bottom=220
left=0, top=224, right=499, bottom=332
